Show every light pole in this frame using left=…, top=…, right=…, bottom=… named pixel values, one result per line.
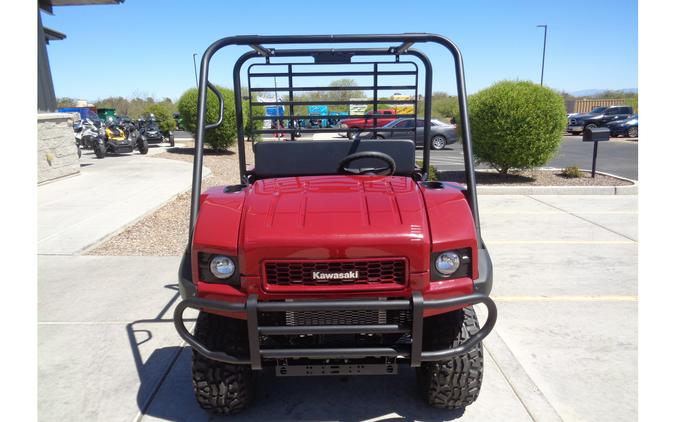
left=192, top=53, right=199, bottom=88
left=536, top=25, right=547, bottom=85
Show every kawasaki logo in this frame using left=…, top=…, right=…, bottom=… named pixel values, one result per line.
left=312, top=271, right=359, bottom=280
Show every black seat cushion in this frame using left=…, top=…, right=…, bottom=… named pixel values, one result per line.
left=253, top=139, right=416, bottom=179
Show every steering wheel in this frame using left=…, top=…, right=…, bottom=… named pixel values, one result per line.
left=338, top=151, right=396, bottom=176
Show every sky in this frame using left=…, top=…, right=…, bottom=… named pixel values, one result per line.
left=42, top=0, right=638, bottom=102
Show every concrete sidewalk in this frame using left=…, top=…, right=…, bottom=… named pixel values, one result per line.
left=38, top=148, right=204, bottom=255
left=37, top=194, right=637, bottom=421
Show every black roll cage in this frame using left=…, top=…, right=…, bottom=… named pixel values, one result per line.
left=190, top=34, right=481, bottom=246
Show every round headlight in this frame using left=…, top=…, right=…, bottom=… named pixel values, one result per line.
left=435, top=251, right=461, bottom=275
left=209, top=255, right=235, bottom=279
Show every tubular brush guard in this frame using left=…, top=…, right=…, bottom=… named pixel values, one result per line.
left=173, top=293, right=497, bottom=370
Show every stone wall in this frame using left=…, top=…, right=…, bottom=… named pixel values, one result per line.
left=37, top=113, right=80, bottom=184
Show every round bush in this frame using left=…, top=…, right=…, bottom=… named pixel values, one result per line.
left=469, top=81, right=567, bottom=174
left=177, top=86, right=237, bottom=150
left=144, top=103, right=176, bottom=134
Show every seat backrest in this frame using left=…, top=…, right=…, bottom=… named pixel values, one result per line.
left=253, top=139, right=416, bottom=179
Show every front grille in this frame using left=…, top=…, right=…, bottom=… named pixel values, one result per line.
left=264, top=259, right=406, bottom=287
left=259, top=309, right=412, bottom=327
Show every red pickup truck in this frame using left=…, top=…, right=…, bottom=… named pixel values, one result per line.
left=339, top=109, right=399, bottom=138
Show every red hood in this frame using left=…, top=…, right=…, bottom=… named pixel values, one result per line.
left=238, top=175, right=431, bottom=275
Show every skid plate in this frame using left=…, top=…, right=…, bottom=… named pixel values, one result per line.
left=276, top=362, right=398, bottom=377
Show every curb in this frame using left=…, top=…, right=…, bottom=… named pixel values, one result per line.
left=483, top=331, right=563, bottom=421
left=477, top=169, right=637, bottom=195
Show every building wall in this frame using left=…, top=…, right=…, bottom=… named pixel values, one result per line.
left=572, top=99, right=627, bottom=113
left=38, top=11, right=57, bottom=112
left=38, top=113, right=80, bottom=184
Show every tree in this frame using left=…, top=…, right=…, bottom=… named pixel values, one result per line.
left=57, top=97, right=77, bottom=108
left=144, top=103, right=176, bottom=133
left=469, top=80, right=567, bottom=175
left=177, top=86, right=237, bottom=150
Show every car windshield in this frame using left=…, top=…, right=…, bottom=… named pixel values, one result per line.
left=590, top=107, right=608, bottom=113
left=382, top=119, right=402, bottom=128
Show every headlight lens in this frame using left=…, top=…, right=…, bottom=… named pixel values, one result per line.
left=435, top=251, right=461, bottom=275
left=209, top=255, right=235, bottom=279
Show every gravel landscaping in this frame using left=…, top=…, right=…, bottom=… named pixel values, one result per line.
left=87, top=141, right=254, bottom=256
left=438, top=168, right=633, bottom=186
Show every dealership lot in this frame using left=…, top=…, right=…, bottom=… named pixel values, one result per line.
left=37, top=153, right=637, bottom=421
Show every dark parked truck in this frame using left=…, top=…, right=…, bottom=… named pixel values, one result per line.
left=567, top=105, right=634, bottom=134
left=174, top=34, right=496, bottom=416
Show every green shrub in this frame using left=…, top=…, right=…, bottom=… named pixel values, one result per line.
left=432, top=95, right=460, bottom=120
left=244, top=105, right=265, bottom=142
left=177, top=86, right=237, bottom=150
left=561, top=166, right=582, bottom=178
left=469, top=80, right=567, bottom=174
left=416, top=161, right=438, bottom=181
left=144, top=103, right=176, bottom=134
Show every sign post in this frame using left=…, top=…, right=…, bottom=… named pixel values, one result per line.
left=582, top=127, right=610, bottom=178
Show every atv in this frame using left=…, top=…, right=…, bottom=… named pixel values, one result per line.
left=74, top=117, right=107, bottom=159
left=101, top=116, right=148, bottom=157
left=139, top=121, right=164, bottom=145
left=174, top=34, right=497, bottom=416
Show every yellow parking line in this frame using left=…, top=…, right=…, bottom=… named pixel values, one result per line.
left=481, top=211, right=637, bottom=215
left=485, top=240, right=636, bottom=245
left=493, top=295, right=637, bottom=302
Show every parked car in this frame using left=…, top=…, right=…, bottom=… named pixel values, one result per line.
left=567, top=105, right=634, bottom=134
left=339, top=108, right=399, bottom=138
left=362, top=118, right=458, bottom=150
left=606, top=114, right=638, bottom=138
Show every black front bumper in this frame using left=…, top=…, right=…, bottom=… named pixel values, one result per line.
left=174, top=249, right=497, bottom=369
left=108, top=141, right=134, bottom=153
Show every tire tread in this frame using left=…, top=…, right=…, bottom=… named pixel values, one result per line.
left=417, top=307, right=484, bottom=409
left=191, top=312, right=254, bottom=415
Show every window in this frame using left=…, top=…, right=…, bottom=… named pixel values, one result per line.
left=394, top=119, right=414, bottom=128
left=416, top=120, right=426, bottom=127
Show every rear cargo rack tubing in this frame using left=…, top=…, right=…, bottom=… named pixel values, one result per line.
left=246, top=63, right=254, bottom=148
left=410, top=50, right=432, bottom=178
left=441, top=38, right=482, bottom=240
left=372, top=63, right=378, bottom=139
left=191, top=35, right=483, bottom=245
left=233, top=51, right=258, bottom=185
left=288, top=64, right=296, bottom=141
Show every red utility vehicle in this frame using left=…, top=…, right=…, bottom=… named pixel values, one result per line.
left=174, top=34, right=496, bottom=415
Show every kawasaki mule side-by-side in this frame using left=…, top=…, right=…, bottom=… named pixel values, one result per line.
left=173, top=33, right=497, bottom=415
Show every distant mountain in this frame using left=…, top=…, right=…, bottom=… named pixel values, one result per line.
left=570, top=88, right=638, bottom=97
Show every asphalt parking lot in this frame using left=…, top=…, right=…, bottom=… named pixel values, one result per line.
left=37, top=150, right=637, bottom=421
left=417, top=135, right=638, bottom=180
